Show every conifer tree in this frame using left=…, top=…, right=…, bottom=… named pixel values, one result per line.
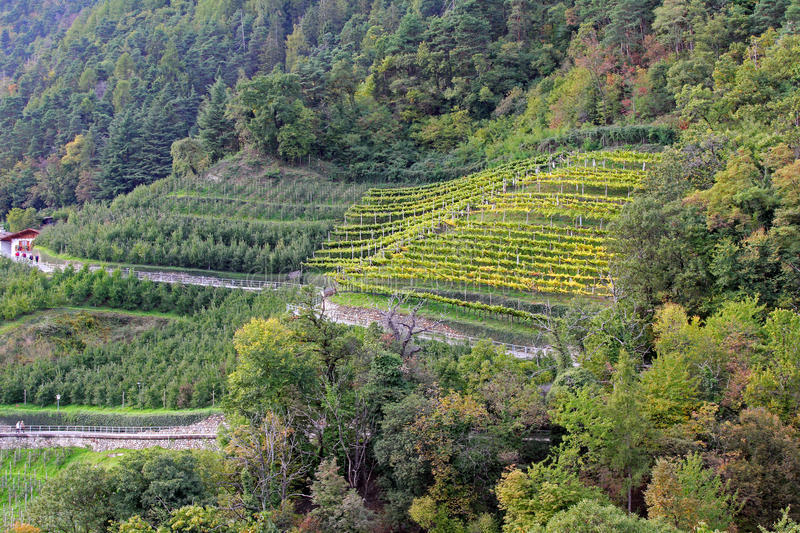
left=310, top=458, right=375, bottom=533
left=198, top=78, right=236, bottom=162
left=787, top=0, right=800, bottom=33
left=99, top=109, right=144, bottom=198
left=751, top=0, right=790, bottom=35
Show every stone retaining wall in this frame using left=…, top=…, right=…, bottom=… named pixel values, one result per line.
left=0, top=415, right=224, bottom=452
left=0, top=433, right=217, bottom=451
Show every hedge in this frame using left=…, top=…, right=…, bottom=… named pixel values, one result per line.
left=0, top=408, right=222, bottom=428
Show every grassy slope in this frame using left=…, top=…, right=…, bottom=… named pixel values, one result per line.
left=0, top=404, right=220, bottom=418
left=0, top=307, right=178, bottom=335
left=330, top=292, right=548, bottom=345
left=0, top=309, right=175, bottom=368
left=0, top=404, right=222, bottom=431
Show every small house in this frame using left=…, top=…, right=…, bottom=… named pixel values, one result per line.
left=0, top=228, right=40, bottom=258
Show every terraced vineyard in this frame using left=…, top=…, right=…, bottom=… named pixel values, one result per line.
left=37, top=154, right=382, bottom=276
left=306, top=151, right=660, bottom=319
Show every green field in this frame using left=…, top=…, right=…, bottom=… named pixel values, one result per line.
left=0, top=404, right=221, bottom=427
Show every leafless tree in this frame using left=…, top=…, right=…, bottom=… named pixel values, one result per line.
left=321, top=392, right=377, bottom=490
left=529, top=299, right=597, bottom=371
left=223, top=411, right=312, bottom=514
left=381, top=293, right=442, bottom=359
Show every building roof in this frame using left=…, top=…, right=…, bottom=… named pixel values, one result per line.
left=0, top=228, right=40, bottom=241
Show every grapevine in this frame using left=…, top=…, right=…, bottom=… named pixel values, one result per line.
left=305, top=150, right=655, bottom=318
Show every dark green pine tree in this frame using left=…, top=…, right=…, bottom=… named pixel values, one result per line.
left=98, top=108, right=144, bottom=198
left=197, top=77, right=237, bottom=162
left=139, top=89, right=192, bottom=182
left=177, top=87, right=202, bottom=136
left=604, top=0, right=660, bottom=58
left=787, top=0, right=800, bottom=33
left=751, top=0, right=790, bottom=34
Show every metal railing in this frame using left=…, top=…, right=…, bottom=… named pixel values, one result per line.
left=1, top=425, right=177, bottom=434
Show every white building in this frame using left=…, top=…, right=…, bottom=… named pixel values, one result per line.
left=0, top=228, right=40, bottom=259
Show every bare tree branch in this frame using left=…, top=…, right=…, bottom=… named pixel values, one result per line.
left=381, top=293, right=443, bottom=359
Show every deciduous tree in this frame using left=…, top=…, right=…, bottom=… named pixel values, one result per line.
left=645, top=453, right=739, bottom=531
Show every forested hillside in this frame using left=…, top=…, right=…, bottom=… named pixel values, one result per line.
left=3, top=0, right=795, bottom=217
left=3, top=0, right=800, bottom=532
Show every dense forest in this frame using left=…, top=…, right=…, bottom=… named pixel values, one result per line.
left=2, top=0, right=800, bottom=532
left=1, top=0, right=796, bottom=216
left=10, top=291, right=800, bottom=532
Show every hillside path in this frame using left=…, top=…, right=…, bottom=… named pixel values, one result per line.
left=12, top=256, right=552, bottom=360
left=17, top=257, right=302, bottom=291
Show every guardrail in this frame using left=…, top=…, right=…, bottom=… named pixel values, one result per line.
left=1, top=425, right=177, bottom=434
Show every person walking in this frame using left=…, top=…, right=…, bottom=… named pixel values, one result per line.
left=15, top=420, right=20, bottom=433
